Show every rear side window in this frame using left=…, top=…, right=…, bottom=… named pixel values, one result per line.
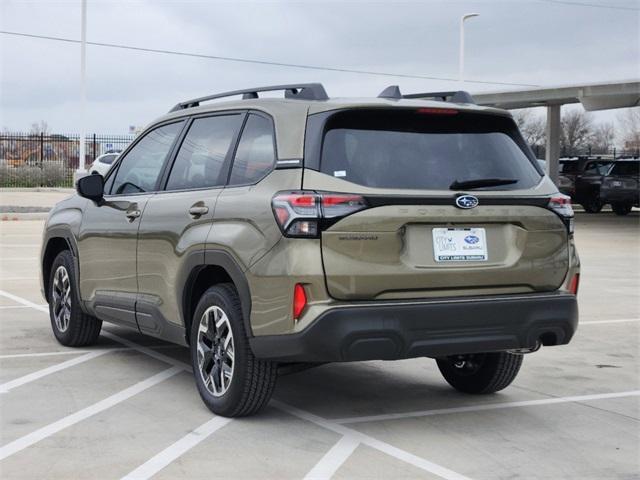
left=166, top=114, right=243, bottom=190
left=229, top=114, right=276, bottom=185
left=610, top=162, right=639, bottom=176
left=319, top=110, right=541, bottom=191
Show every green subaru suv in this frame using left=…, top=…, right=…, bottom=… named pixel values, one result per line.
left=40, top=84, right=580, bottom=417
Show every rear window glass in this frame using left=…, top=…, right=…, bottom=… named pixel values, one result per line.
left=559, top=161, right=579, bottom=174
left=610, top=162, right=639, bottom=176
left=319, top=110, right=541, bottom=191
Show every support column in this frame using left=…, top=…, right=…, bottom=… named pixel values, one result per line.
left=545, top=104, right=561, bottom=185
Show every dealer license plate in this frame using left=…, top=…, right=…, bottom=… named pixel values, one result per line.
left=432, top=228, right=488, bottom=262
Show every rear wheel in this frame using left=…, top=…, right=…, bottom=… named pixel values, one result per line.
left=436, top=352, right=523, bottom=394
left=190, top=284, right=277, bottom=417
left=611, top=202, right=633, bottom=216
left=48, top=250, right=102, bottom=347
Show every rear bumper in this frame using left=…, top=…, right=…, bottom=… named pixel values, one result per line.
left=250, top=292, right=578, bottom=362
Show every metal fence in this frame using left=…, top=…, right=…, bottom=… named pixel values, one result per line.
left=531, top=145, right=640, bottom=160
left=0, top=133, right=135, bottom=188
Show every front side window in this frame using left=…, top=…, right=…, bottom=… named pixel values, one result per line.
left=110, top=122, right=183, bottom=195
left=229, top=114, right=276, bottom=185
left=166, top=114, right=243, bottom=190
left=319, top=109, right=541, bottom=191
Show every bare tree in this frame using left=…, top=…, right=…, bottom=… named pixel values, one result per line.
left=561, top=110, right=593, bottom=154
left=513, top=109, right=546, bottom=148
left=591, top=122, right=615, bottom=153
left=29, top=120, right=50, bottom=136
left=617, top=108, right=640, bottom=150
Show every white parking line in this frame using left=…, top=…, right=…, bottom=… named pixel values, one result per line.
left=0, top=366, right=182, bottom=461
left=0, top=349, right=124, bottom=359
left=303, top=435, right=361, bottom=480
left=120, top=416, right=232, bottom=480
left=333, top=390, right=640, bottom=425
left=0, top=278, right=39, bottom=282
left=0, top=350, right=111, bottom=393
left=273, top=401, right=473, bottom=480
left=0, top=304, right=45, bottom=310
left=0, top=244, right=41, bottom=247
left=581, top=318, right=640, bottom=325
left=0, top=290, right=48, bottom=312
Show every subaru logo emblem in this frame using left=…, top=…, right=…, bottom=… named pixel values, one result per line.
left=455, top=195, right=479, bottom=209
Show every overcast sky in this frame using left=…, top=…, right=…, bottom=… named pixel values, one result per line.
left=1, top=0, right=638, bottom=134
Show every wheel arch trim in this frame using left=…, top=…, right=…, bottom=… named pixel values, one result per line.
left=180, top=249, right=253, bottom=343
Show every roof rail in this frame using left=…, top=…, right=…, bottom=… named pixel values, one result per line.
left=169, top=83, right=329, bottom=112
left=377, top=85, right=476, bottom=104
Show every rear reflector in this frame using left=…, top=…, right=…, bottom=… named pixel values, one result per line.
left=293, top=284, right=307, bottom=320
left=568, top=273, right=580, bottom=295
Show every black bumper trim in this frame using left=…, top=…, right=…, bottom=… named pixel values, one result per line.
left=250, top=293, right=578, bottom=362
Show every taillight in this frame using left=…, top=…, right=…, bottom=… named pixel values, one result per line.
left=272, top=191, right=367, bottom=237
left=568, top=273, right=580, bottom=295
left=548, top=194, right=574, bottom=234
left=293, top=284, right=307, bottom=320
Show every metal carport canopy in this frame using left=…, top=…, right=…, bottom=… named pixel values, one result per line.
left=473, top=80, right=640, bottom=183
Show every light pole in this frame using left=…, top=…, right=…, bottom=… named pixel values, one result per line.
left=459, top=13, right=479, bottom=87
left=76, top=0, right=88, bottom=182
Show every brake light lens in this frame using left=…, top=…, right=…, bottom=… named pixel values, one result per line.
left=548, top=194, right=574, bottom=234
left=272, top=191, right=368, bottom=237
left=293, top=284, right=307, bottom=320
left=416, top=107, right=458, bottom=115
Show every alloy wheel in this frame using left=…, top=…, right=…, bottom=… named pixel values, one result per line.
left=197, top=306, right=235, bottom=397
left=52, top=265, right=71, bottom=332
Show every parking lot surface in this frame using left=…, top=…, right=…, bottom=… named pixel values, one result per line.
left=0, top=213, right=638, bottom=480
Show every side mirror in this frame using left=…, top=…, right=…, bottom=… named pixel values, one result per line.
left=77, top=174, right=104, bottom=203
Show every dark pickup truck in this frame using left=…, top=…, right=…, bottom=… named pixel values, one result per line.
left=558, top=157, right=614, bottom=213
left=600, top=160, right=640, bottom=215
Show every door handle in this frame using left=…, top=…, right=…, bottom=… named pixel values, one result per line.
left=126, top=210, right=141, bottom=221
left=188, top=205, right=209, bottom=218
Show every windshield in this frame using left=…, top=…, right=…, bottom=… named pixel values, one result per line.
left=319, top=109, right=541, bottom=191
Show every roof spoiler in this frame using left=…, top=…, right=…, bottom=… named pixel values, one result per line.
left=169, top=83, right=329, bottom=112
left=378, top=85, right=476, bottom=104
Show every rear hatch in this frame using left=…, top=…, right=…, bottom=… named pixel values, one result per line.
left=302, top=108, right=571, bottom=301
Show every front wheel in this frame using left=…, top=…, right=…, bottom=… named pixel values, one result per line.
left=190, top=284, right=277, bottom=417
left=436, top=352, right=523, bottom=394
left=48, top=250, right=102, bottom=346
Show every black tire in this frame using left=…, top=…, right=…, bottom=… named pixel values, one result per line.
left=48, top=250, right=102, bottom=347
left=436, top=352, right=523, bottom=394
left=190, top=283, right=277, bottom=417
left=581, top=196, right=603, bottom=213
left=611, top=202, right=633, bottom=216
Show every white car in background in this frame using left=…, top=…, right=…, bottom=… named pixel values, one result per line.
left=89, top=152, right=119, bottom=176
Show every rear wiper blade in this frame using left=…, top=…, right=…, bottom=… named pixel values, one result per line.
left=449, top=178, right=518, bottom=190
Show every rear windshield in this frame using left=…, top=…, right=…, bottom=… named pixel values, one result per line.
left=559, top=161, right=579, bottom=174
left=610, top=161, right=639, bottom=176
left=319, top=109, right=541, bottom=191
